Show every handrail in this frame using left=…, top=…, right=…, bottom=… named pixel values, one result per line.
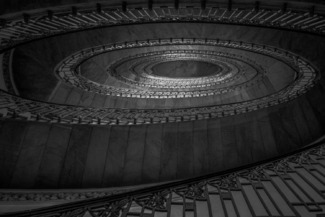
left=2, top=138, right=325, bottom=216
left=1, top=1, right=325, bottom=53
left=63, top=49, right=266, bottom=97
left=0, top=38, right=317, bottom=125
left=56, top=38, right=305, bottom=99
left=0, top=3, right=325, bottom=216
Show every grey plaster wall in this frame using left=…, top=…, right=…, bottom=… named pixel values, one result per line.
left=3, top=19, right=325, bottom=189
left=0, top=83, right=324, bottom=188
left=13, top=23, right=296, bottom=107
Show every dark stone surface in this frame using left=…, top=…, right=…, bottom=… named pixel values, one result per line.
left=123, top=125, right=147, bottom=185
left=142, top=124, right=163, bottom=183
left=306, top=85, right=325, bottom=130
left=152, top=60, right=222, bottom=78
left=82, top=126, right=111, bottom=188
left=59, top=125, right=92, bottom=188
left=102, top=125, right=129, bottom=187
left=298, top=95, right=324, bottom=139
left=0, top=91, right=324, bottom=189
left=79, top=91, right=96, bottom=107
left=50, top=83, right=73, bottom=104
left=177, top=121, right=194, bottom=179
left=13, top=23, right=296, bottom=107
left=256, top=109, right=279, bottom=159
left=80, top=57, right=109, bottom=83
left=268, top=106, right=300, bottom=154
left=207, top=118, right=223, bottom=171
left=0, top=120, right=27, bottom=188
left=64, top=88, right=83, bottom=106
left=290, top=100, right=314, bottom=145
left=3, top=21, right=325, bottom=189
left=192, top=119, right=209, bottom=176
left=220, top=116, right=239, bottom=169
left=160, top=123, right=178, bottom=182
left=278, top=105, right=303, bottom=146
left=10, top=122, right=51, bottom=188
left=244, top=112, right=266, bottom=162
left=35, top=124, right=72, bottom=188
left=234, top=113, right=254, bottom=166
left=12, top=42, right=59, bottom=101
left=90, top=94, right=106, bottom=108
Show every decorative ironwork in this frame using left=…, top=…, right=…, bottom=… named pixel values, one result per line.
left=265, top=159, right=293, bottom=172
left=107, top=51, right=246, bottom=89
left=0, top=36, right=316, bottom=125
left=309, top=145, right=325, bottom=157
left=180, top=183, right=205, bottom=199
left=288, top=152, right=314, bottom=164
left=60, top=208, right=86, bottom=217
left=0, top=6, right=320, bottom=126
left=209, top=173, right=238, bottom=189
left=238, top=166, right=267, bottom=180
left=0, top=85, right=316, bottom=126
left=1, top=4, right=325, bottom=54
left=2, top=141, right=325, bottom=216
left=0, top=3, right=325, bottom=216
left=89, top=202, right=124, bottom=217
left=56, top=38, right=315, bottom=100
left=138, top=192, right=168, bottom=210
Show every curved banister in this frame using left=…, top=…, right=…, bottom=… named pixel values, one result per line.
left=0, top=37, right=317, bottom=125
left=1, top=1, right=325, bottom=53
left=1, top=2, right=325, bottom=216
left=1, top=139, right=325, bottom=216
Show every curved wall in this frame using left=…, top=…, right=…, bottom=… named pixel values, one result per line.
left=11, top=23, right=311, bottom=105
left=1, top=7, right=325, bottom=189
left=2, top=1, right=325, bottom=216
left=0, top=90, right=324, bottom=189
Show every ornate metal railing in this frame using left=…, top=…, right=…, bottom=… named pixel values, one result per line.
left=0, top=2, right=325, bottom=216
left=0, top=1, right=321, bottom=125
left=0, top=37, right=317, bottom=125
left=0, top=73, right=315, bottom=126
left=113, top=53, right=240, bottom=88
left=2, top=140, right=325, bottom=216
left=1, top=1, right=325, bottom=53
left=56, top=38, right=312, bottom=99
left=67, top=50, right=265, bottom=96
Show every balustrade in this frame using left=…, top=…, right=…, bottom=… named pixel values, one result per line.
left=2, top=140, right=325, bottom=217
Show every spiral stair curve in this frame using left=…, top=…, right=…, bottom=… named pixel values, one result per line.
left=1, top=0, right=325, bottom=216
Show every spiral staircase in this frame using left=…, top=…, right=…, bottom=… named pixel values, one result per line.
left=1, top=0, right=325, bottom=216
